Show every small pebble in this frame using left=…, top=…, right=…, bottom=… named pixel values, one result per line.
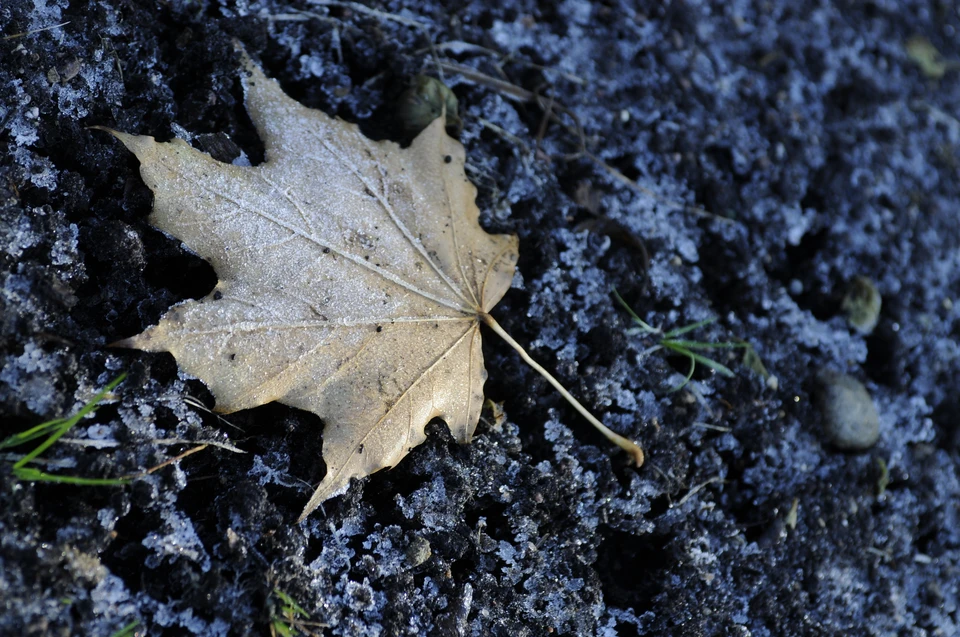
left=405, top=536, right=432, bottom=567
left=841, top=276, right=881, bottom=334
left=816, top=370, right=879, bottom=451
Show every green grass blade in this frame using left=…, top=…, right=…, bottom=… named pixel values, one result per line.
left=611, top=288, right=658, bottom=333
left=273, top=589, right=309, bottom=618
left=662, top=318, right=717, bottom=338
left=668, top=354, right=698, bottom=392
left=13, top=373, right=126, bottom=470
left=272, top=620, right=293, bottom=637
left=0, top=418, right=70, bottom=450
left=681, top=350, right=736, bottom=377
left=13, top=466, right=129, bottom=486
left=273, top=589, right=296, bottom=607
left=663, top=343, right=736, bottom=377
left=109, top=619, right=140, bottom=637
left=876, top=457, right=890, bottom=497
left=13, top=419, right=76, bottom=469
left=741, top=343, right=770, bottom=379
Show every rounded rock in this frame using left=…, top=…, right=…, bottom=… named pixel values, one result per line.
left=841, top=276, right=881, bottom=335
left=405, top=535, right=432, bottom=567
left=816, top=370, right=880, bottom=451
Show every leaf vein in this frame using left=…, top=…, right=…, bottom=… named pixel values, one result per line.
left=163, top=315, right=475, bottom=338
left=158, top=153, right=467, bottom=312
left=319, top=322, right=477, bottom=494
left=305, top=129, right=474, bottom=308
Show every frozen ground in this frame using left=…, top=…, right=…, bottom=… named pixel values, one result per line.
left=2, top=1, right=959, bottom=635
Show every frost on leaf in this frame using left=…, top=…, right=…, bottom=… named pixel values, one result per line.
left=107, top=57, right=518, bottom=521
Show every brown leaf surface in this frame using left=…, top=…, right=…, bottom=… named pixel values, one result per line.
left=108, top=58, right=518, bottom=520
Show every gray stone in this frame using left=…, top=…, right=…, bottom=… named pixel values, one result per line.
left=841, top=276, right=882, bottom=335
left=404, top=536, right=432, bottom=568
left=817, top=371, right=880, bottom=451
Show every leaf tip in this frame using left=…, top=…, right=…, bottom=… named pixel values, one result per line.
left=234, top=41, right=270, bottom=93
left=90, top=126, right=156, bottom=159
left=296, top=492, right=325, bottom=524
left=107, top=336, right=138, bottom=349
left=108, top=331, right=160, bottom=352
left=233, top=40, right=258, bottom=77
left=87, top=124, right=117, bottom=136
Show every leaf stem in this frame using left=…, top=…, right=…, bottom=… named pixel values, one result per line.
left=480, top=313, right=644, bottom=467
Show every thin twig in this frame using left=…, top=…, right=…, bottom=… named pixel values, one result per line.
left=58, top=436, right=244, bottom=454
left=439, top=60, right=535, bottom=102
left=441, top=60, right=735, bottom=223
left=3, top=21, right=70, bottom=41
left=676, top=476, right=723, bottom=506
left=432, top=41, right=586, bottom=84
left=152, top=437, right=246, bottom=454
left=282, top=4, right=444, bottom=82
left=478, top=117, right=532, bottom=154
left=646, top=461, right=672, bottom=489
left=124, top=444, right=209, bottom=479
left=306, top=1, right=428, bottom=29
left=268, top=11, right=340, bottom=26
left=441, top=61, right=586, bottom=158
left=58, top=438, right=121, bottom=449
left=184, top=395, right=244, bottom=431
left=691, top=421, right=732, bottom=432
left=99, top=36, right=124, bottom=83
left=534, top=91, right=555, bottom=154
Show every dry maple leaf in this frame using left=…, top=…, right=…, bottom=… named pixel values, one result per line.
left=103, top=54, right=642, bottom=521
